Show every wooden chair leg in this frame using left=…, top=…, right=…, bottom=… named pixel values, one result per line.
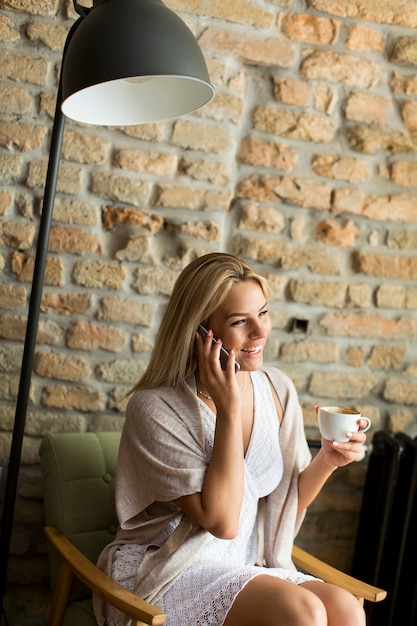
left=47, top=561, right=74, bottom=626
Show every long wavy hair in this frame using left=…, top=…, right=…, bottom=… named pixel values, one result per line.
left=131, top=252, right=269, bottom=392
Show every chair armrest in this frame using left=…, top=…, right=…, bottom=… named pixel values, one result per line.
left=45, top=526, right=166, bottom=626
left=292, top=544, right=387, bottom=603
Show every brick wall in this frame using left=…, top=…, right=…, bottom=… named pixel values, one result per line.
left=1, top=0, right=417, bottom=623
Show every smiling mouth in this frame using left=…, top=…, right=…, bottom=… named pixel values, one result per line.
left=241, top=345, right=263, bottom=355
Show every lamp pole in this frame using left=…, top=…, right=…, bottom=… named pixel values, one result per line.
left=0, top=15, right=82, bottom=613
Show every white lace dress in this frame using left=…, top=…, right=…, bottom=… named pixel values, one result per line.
left=106, top=370, right=317, bottom=626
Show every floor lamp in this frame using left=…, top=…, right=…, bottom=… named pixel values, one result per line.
left=0, top=0, right=214, bottom=616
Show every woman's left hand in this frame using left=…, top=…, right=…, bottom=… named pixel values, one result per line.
left=321, top=419, right=369, bottom=467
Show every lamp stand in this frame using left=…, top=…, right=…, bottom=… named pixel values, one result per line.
left=0, top=28, right=73, bottom=618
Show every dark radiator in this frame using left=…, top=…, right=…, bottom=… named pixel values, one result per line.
left=351, top=431, right=417, bottom=626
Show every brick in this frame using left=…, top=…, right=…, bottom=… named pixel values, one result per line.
left=384, top=376, right=417, bottom=404
left=41, top=385, right=106, bottom=412
left=90, top=172, right=152, bottom=206
left=391, top=161, right=417, bottom=187
left=391, top=35, right=417, bottom=68
left=0, top=314, right=61, bottom=344
left=119, top=122, right=168, bottom=143
left=0, top=14, right=19, bottom=40
left=113, top=148, right=177, bottom=176
left=236, top=175, right=332, bottom=210
left=308, top=0, right=417, bottom=28
left=347, top=284, right=373, bottom=308
left=301, top=50, right=383, bottom=88
left=72, top=260, right=126, bottom=290
left=0, top=345, right=22, bottom=374
left=346, top=346, right=365, bottom=368
left=309, top=371, right=378, bottom=399
left=102, top=206, right=164, bottom=232
left=40, top=292, right=92, bottom=315
left=0, top=221, right=35, bottom=249
left=11, top=251, right=63, bottom=286
left=386, top=408, right=414, bottom=433
left=280, top=339, right=340, bottom=363
left=345, top=92, right=390, bottom=126
left=178, top=157, right=232, bottom=184
left=49, top=225, right=102, bottom=255
left=355, top=250, right=417, bottom=280
left=390, top=71, right=417, bottom=95
left=253, top=106, right=337, bottom=143
left=376, top=282, right=406, bottom=308
left=272, top=77, right=311, bottom=107
left=170, top=0, right=275, bottom=26
left=199, top=26, right=296, bottom=67
left=345, top=24, right=384, bottom=52
left=0, top=49, right=49, bottom=85
left=66, top=321, right=126, bottom=352
left=167, top=219, right=222, bottom=242
left=132, top=266, right=178, bottom=296
left=153, top=184, right=232, bottom=211
left=237, top=138, right=298, bottom=171
left=0, top=283, right=26, bottom=310
left=346, top=124, right=416, bottom=154
left=281, top=13, right=338, bottom=45
left=238, top=204, right=285, bottom=234
left=52, top=198, right=99, bottom=225
left=114, top=235, right=155, bottom=263
left=233, top=236, right=342, bottom=274
left=315, top=219, right=360, bottom=247
left=289, top=279, right=347, bottom=307
left=311, top=155, right=369, bottom=183
left=313, top=85, right=337, bottom=114
left=402, top=100, right=417, bottom=131
left=34, top=351, right=91, bottom=381
left=0, top=120, right=46, bottom=151
left=320, top=312, right=415, bottom=340
left=366, top=346, right=406, bottom=370
left=0, top=154, right=22, bottom=181
left=196, top=91, right=244, bottom=125
left=98, top=297, right=155, bottom=326
left=1, top=0, right=59, bottom=15
left=27, top=161, right=83, bottom=195
left=171, top=119, right=234, bottom=153
left=0, top=190, right=12, bottom=215
left=387, top=229, right=417, bottom=249
left=25, top=20, right=67, bottom=50
left=0, top=81, right=32, bottom=114
left=62, top=129, right=109, bottom=165
left=132, top=332, right=153, bottom=352
left=96, top=359, right=145, bottom=384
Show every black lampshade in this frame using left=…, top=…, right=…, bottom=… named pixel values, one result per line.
left=61, top=0, right=214, bottom=125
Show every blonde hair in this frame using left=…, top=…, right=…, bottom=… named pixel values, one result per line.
left=131, top=252, right=269, bottom=391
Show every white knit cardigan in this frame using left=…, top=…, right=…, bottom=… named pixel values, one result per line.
left=94, top=366, right=311, bottom=623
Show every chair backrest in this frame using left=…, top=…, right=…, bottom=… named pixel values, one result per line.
left=40, top=431, right=121, bottom=598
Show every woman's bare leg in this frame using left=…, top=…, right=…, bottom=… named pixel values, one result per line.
left=223, top=575, right=327, bottom=626
left=301, top=580, right=366, bottom=626
left=223, top=575, right=366, bottom=626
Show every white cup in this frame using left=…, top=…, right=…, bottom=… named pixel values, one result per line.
left=317, top=406, right=371, bottom=442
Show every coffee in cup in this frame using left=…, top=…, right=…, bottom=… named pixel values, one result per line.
left=317, top=406, right=371, bottom=442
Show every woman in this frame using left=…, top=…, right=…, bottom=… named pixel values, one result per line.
left=95, top=252, right=368, bottom=626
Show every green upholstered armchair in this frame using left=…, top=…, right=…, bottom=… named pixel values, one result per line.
left=39, top=432, right=386, bottom=626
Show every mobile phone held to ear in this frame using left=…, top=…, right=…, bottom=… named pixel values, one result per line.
left=198, top=324, right=240, bottom=372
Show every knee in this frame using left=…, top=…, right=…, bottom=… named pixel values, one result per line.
left=298, top=593, right=327, bottom=626
left=326, top=587, right=366, bottom=626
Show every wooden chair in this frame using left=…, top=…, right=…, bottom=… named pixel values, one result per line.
left=40, top=432, right=386, bottom=626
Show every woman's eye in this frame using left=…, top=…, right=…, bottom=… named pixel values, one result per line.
left=260, top=309, right=268, bottom=317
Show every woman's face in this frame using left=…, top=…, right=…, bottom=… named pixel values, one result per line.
left=208, top=279, right=271, bottom=371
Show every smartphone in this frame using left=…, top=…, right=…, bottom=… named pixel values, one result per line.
left=198, top=324, right=240, bottom=372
